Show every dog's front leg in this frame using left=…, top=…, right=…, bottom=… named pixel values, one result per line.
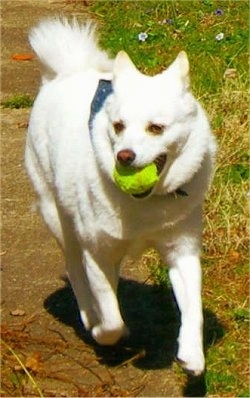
left=83, top=250, right=127, bottom=346
left=168, top=254, right=205, bottom=376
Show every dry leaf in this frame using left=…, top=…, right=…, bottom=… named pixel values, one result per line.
left=25, top=352, right=43, bottom=373
left=10, top=309, right=26, bottom=316
left=17, top=122, right=29, bottom=129
left=224, top=68, right=237, bottom=79
left=11, top=53, right=34, bottom=61
left=228, top=249, right=241, bottom=262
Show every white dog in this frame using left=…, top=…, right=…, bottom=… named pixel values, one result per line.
left=25, top=18, right=216, bottom=376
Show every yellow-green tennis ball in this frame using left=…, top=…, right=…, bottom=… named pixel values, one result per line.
left=113, top=163, right=159, bottom=195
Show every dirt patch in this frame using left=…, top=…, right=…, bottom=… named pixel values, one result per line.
left=1, top=2, right=211, bottom=396
left=1, top=0, right=92, bottom=101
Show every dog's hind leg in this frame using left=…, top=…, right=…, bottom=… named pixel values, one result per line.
left=57, top=210, right=99, bottom=331
left=25, top=144, right=65, bottom=246
left=83, top=250, right=127, bottom=345
left=26, top=146, right=98, bottom=330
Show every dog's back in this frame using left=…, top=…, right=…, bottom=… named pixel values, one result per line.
left=25, top=18, right=116, bottom=243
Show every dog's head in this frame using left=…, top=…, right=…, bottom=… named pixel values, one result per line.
left=93, top=51, right=203, bottom=198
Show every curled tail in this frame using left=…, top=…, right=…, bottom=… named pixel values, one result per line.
left=29, top=18, right=113, bottom=79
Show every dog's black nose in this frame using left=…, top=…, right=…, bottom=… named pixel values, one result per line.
left=117, top=149, right=136, bottom=166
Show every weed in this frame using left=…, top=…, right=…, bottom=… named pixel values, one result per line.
left=2, top=94, right=33, bottom=109
left=233, top=308, right=249, bottom=324
left=1, top=339, right=43, bottom=397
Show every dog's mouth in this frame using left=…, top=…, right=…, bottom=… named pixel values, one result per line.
left=132, top=153, right=167, bottom=199
left=154, top=153, right=167, bottom=175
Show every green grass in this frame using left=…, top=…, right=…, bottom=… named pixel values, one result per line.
left=2, top=94, right=33, bottom=108
left=90, top=1, right=248, bottom=94
left=88, top=1, right=249, bottom=396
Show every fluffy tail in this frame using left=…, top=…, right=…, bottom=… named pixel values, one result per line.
left=29, top=18, right=113, bottom=79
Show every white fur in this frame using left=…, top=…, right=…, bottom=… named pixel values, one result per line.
left=25, top=18, right=217, bottom=375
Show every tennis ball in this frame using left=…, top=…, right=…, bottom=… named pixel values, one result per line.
left=113, top=163, right=159, bottom=195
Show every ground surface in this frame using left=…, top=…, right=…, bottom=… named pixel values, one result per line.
left=1, top=1, right=224, bottom=397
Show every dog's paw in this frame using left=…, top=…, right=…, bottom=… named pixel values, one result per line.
left=176, top=346, right=205, bottom=376
left=92, top=323, right=129, bottom=346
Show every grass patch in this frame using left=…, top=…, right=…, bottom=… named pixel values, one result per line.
left=88, top=1, right=249, bottom=396
left=91, top=0, right=248, bottom=94
left=2, top=94, right=33, bottom=109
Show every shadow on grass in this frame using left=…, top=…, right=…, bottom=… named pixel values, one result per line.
left=44, top=277, right=224, bottom=397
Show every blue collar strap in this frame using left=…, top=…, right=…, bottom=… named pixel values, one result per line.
left=88, top=79, right=113, bottom=134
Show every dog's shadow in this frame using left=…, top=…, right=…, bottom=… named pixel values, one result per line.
left=44, top=277, right=224, bottom=397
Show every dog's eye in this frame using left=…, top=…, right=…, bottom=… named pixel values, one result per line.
left=147, top=123, right=165, bottom=135
left=113, top=121, right=125, bottom=135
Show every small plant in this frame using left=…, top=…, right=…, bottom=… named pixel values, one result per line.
left=2, top=94, right=33, bottom=109
left=149, top=263, right=172, bottom=289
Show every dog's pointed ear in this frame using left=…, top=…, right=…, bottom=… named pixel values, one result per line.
left=114, top=51, right=139, bottom=76
left=165, top=51, right=190, bottom=89
left=176, top=51, right=189, bottom=80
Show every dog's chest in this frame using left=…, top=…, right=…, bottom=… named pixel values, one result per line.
left=87, top=191, right=188, bottom=240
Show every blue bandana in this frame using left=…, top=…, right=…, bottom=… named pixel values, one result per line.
left=88, top=79, right=113, bottom=136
